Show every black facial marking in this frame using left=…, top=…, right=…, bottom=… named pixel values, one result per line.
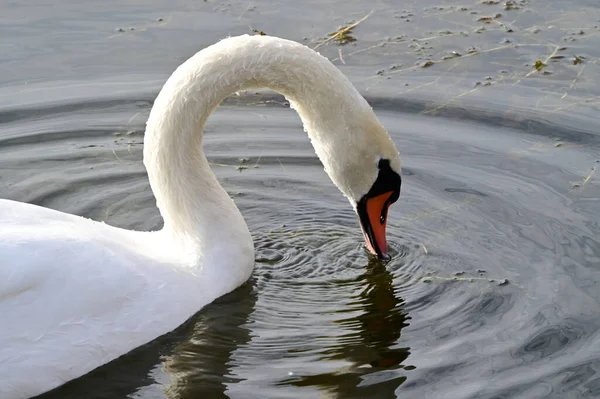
left=363, top=159, right=402, bottom=203
left=356, top=159, right=402, bottom=258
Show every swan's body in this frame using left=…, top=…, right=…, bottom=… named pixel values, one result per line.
left=0, top=35, right=401, bottom=398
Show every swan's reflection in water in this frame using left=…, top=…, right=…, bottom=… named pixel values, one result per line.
left=163, top=280, right=258, bottom=399
left=280, top=258, right=411, bottom=397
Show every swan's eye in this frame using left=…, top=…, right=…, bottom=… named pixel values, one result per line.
left=380, top=215, right=385, bottom=224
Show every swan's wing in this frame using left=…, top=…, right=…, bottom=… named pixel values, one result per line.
left=0, top=200, right=183, bottom=398
left=0, top=199, right=148, bottom=321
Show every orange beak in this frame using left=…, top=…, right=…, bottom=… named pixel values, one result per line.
left=358, top=191, right=394, bottom=260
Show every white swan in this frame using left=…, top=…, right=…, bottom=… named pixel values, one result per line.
left=0, top=34, right=402, bottom=398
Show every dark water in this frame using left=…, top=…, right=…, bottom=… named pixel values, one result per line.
left=2, top=1, right=600, bottom=398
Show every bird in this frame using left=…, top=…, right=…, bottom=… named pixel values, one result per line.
left=0, top=34, right=402, bottom=398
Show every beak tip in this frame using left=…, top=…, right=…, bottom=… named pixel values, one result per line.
left=362, top=233, right=390, bottom=262
left=378, top=252, right=391, bottom=262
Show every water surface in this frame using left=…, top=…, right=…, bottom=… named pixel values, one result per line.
left=1, top=1, right=599, bottom=398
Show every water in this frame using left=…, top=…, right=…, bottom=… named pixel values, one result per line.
left=2, top=1, right=600, bottom=398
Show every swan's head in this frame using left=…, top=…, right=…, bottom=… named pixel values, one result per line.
left=318, top=113, right=402, bottom=261
left=354, top=157, right=401, bottom=261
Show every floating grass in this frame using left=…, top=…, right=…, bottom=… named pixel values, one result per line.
left=314, top=11, right=373, bottom=50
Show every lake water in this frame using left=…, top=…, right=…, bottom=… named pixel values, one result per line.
left=2, top=1, right=600, bottom=398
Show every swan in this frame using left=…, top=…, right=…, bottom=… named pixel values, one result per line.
left=0, top=34, right=402, bottom=398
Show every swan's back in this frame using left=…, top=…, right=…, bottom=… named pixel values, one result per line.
left=0, top=200, right=208, bottom=398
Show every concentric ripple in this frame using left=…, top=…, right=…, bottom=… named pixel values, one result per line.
left=3, top=96, right=599, bottom=399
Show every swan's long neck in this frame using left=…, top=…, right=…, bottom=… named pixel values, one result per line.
left=143, top=35, right=381, bottom=256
